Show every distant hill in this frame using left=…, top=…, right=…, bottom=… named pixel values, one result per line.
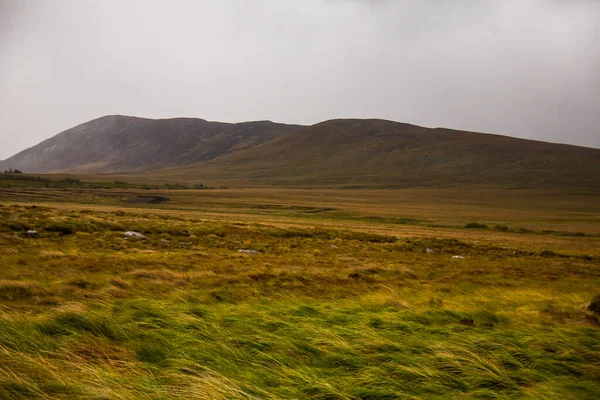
left=151, top=119, right=600, bottom=189
left=2, top=116, right=598, bottom=189
left=0, top=115, right=303, bottom=173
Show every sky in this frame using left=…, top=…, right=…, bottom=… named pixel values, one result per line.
left=1, top=0, right=599, bottom=159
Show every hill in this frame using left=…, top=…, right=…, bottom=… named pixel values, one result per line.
left=2, top=117, right=598, bottom=190
left=151, top=119, right=600, bottom=189
left=0, top=115, right=303, bottom=173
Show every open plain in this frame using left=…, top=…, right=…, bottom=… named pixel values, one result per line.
left=1, top=185, right=599, bottom=399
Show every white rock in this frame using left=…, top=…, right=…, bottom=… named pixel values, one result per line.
left=26, top=230, right=40, bottom=239
left=331, top=244, right=338, bottom=249
left=452, top=255, right=465, bottom=259
left=426, top=248, right=435, bottom=254
left=124, top=231, right=147, bottom=239
left=238, top=249, right=260, bottom=254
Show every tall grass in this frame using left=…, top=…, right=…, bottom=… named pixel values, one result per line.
left=0, top=199, right=599, bottom=398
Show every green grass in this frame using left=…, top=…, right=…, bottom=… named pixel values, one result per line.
left=0, top=189, right=599, bottom=399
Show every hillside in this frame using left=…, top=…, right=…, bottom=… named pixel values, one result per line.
left=2, top=117, right=598, bottom=190
left=152, top=119, right=600, bottom=189
left=0, top=115, right=302, bottom=173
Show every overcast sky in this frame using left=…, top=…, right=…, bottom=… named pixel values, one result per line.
left=1, top=0, right=599, bottom=159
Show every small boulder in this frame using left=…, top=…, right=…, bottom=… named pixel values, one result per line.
left=426, top=248, right=435, bottom=254
left=124, top=231, right=147, bottom=240
left=238, top=249, right=260, bottom=254
left=26, top=230, right=40, bottom=239
left=588, top=295, right=600, bottom=314
left=452, top=255, right=465, bottom=259
left=331, top=244, right=338, bottom=249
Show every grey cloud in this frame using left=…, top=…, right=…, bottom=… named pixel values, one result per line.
left=1, top=0, right=598, bottom=160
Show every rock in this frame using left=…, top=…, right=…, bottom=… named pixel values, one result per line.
left=238, top=249, right=260, bottom=254
left=160, top=239, right=170, bottom=244
left=588, top=295, right=600, bottom=314
left=124, top=231, right=147, bottom=239
left=426, top=248, right=435, bottom=254
left=452, top=255, right=465, bottom=259
left=331, top=244, right=338, bottom=249
left=26, top=230, right=40, bottom=239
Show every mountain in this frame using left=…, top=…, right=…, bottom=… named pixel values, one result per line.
left=151, top=119, right=600, bottom=189
left=0, top=115, right=303, bottom=173
left=2, top=116, right=598, bottom=190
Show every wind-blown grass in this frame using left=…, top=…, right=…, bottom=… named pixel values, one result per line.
left=0, top=193, right=599, bottom=399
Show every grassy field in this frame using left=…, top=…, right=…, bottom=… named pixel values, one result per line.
left=0, top=187, right=599, bottom=399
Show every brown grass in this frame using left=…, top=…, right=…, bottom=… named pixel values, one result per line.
left=0, top=280, right=46, bottom=300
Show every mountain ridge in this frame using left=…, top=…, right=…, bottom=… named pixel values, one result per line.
left=148, top=118, right=600, bottom=189
left=1, top=115, right=598, bottom=190
left=0, top=115, right=303, bottom=173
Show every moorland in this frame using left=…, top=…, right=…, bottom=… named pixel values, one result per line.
left=1, top=115, right=599, bottom=398
left=1, top=180, right=599, bottom=399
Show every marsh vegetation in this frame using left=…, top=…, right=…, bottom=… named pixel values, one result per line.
left=0, top=187, right=599, bottom=399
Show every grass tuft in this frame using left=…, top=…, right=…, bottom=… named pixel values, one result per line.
left=0, top=280, right=46, bottom=300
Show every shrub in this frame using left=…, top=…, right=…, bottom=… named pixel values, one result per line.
left=2, top=221, right=30, bottom=232
left=59, top=178, right=81, bottom=184
left=44, top=222, right=75, bottom=235
left=465, top=222, right=489, bottom=229
left=588, top=295, right=600, bottom=314
left=516, top=227, right=534, bottom=234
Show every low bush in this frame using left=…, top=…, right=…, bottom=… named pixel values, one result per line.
left=44, top=222, right=75, bottom=235
left=465, top=222, right=489, bottom=229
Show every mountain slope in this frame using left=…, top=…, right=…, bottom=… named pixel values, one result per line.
left=153, top=119, right=600, bottom=189
left=0, top=115, right=303, bottom=173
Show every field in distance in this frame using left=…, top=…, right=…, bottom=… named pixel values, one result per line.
left=1, top=185, right=599, bottom=399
